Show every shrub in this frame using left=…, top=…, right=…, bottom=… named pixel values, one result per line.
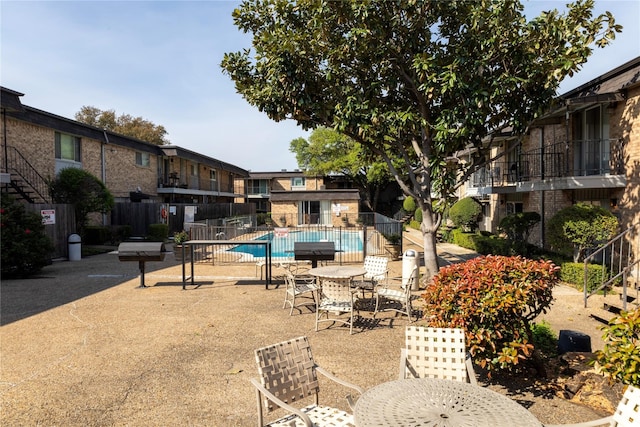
left=84, top=226, right=111, bottom=245
left=451, top=228, right=478, bottom=250
left=147, top=223, right=169, bottom=242
left=1, top=194, right=54, bottom=278
left=414, top=207, right=423, bottom=223
left=449, top=197, right=482, bottom=232
left=402, top=196, right=416, bottom=214
left=547, top=203, right=618, bottom=262
left=409, top=219, right=421, bottom=230
left=498, top=212, right=540, bottom=241
left=593, top=308, right=640, bottom=386
left=472, top=233, right=511, bottom=255
left=560, top=262, right=609, bottom=292
left=113, top=225, right=132, bottom=243
left=422, top=255, right=559, bottom=374
left=531, top=320, right=558, bottom=359
left=49, top=168, right=114, bottom=236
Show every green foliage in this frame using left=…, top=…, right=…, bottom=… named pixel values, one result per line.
left=403, top=196, right=416, bottom=214
left=289, top=127, right=395, bottom=211
left=257, top=213, right=271, bottom=226
left=531, top=320, right=558, bottom=359
left=499, top=212, right=541, bottom=241
left=423, top=255, right=559, bottom=374
left=1, top=194, right=54, bottom=278
left=75, top=106, right=169, bottom=145
left=84, top=226, right=111, bottom=245
left=113, top=225, right=132, bottom=243
left=49, top=168, right=114, bottom=236
left=409, top=219, right=421, bottom=230
left=547, top=203, right=619, bottom=262
left=173, top=230, right=189, bottom=245
left=414, top=207, right=423, bottom=224
left=593, top=308, right=640, bottom=386
left=560, top=262, right=609, bottom=292
left=147, top=223, right=169, bottom=242
left=222, top=0, right=620, bottom=280
left=451, top=228, right=479, bottom=250
left=449, top=197, right=482, bottom=232
left=472, top=233, right=511, bottom=255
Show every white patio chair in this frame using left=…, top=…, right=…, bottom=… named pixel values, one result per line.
left=372, top=266, right=417, bottom=322
left=399, top=326, right=478, bottom=385
left=315, top=277, right=359, bottom=334
left=351, top=256, right=389, bottom=296
left=545, top=385, right=638, bottom=427
left=283, top=270, right=317, bottom=315
left=251, top=336, right=364, bottom=427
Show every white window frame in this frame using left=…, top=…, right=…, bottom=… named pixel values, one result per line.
left=135, top=152, right=150, bottom=167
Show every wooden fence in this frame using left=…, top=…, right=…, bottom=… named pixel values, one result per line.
left=25, top=204, right=75, bottom=259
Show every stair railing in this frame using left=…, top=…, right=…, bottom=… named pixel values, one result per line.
left=583, top=223, right=640, bottom=308
left=5, top=146, right=51, bottom=203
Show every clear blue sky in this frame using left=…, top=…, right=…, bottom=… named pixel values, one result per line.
left=2, top=1, right=638, bottom=172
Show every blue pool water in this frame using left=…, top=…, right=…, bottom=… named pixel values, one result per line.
left=228, top=230, right=363, bottom=258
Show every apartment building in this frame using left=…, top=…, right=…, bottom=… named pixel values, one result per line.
left=1, top=87, right=248, bottom=210
left=466, top=56, right=639, bottom=255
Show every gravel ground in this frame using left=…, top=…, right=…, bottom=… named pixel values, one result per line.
left=0, top=234, right=626, bottom=426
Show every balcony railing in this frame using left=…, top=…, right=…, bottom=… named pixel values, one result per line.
left=470, top=139, right=622, bottom=189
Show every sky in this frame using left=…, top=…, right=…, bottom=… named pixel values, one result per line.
left=2, top=1, right=639, bottom=173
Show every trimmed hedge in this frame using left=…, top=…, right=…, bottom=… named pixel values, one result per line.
left=84, top=226, right=111, bottom=245
left=560, top=262, right=609, bottom=292
left=147, top=223, right=169, bottom=242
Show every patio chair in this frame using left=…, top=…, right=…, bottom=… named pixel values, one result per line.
left=251, top=336, right=364, bottom=427
left=372, top=266, right=417, bottom=322
left=351, top=256, right=389, bottom=296
left=283, top=270, right=317, bottom=315
left=315, top=277, right=359, bottom=334
left=544, top=385, right=639, bottom=427
left=399, top=326, right=478, bottom=385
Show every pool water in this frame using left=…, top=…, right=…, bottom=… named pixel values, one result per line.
left=228, top=230, right=363, bottom=258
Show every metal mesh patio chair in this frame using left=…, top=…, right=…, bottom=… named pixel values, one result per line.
left=545, top=385, right=638, bottom=427
left=399, top=326, right=478, bottom=385
left=283, top=270, right=317, bottom=315
left=315, top=277, right=359, bottom=334
left=251, top=336, right=364, bottom=427
left=372, top=266, right=417, bottom=322
left=351, top=256, right=388, bottom=296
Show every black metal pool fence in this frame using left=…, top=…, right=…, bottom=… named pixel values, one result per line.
left=186, top=213, right=403, bottom=265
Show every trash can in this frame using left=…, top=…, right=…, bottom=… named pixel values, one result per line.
left=68, top=233, right=82, bottom=261
left=402, top=249, right=419, bottom=290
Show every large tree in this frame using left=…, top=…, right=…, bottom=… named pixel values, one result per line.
left=290, top=127, right=396, bottom=212
left=75, top=106, right=169, bottom=145
left=221, top=0, right=620, bottom=280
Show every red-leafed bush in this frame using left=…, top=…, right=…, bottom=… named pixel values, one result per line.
left=422, top=255, right=559, bottom=375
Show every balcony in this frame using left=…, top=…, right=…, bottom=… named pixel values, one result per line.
left=471, top=139, right=625, bottom=194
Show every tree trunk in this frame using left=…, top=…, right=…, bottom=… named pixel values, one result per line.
left=421, top=210, right=440, bottom=283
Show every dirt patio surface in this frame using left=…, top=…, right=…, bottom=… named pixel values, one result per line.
left=0, top=231, right=626, bottom=426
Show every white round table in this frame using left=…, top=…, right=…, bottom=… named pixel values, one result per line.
left=354, top=378, right=542, bottom=427
left=308, top=266, right=366, bottom=279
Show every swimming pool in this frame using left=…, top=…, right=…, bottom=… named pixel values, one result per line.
left=228, top=229, right=363, bottom=258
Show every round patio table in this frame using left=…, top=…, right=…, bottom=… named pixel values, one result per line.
left=354, top=378, right=542, bottom=427
left=308, top=266, right=366, bottom=279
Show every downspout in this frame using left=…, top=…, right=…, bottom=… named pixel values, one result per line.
left=2, top=109, right=8, bottom=174
left=102, top=130, right=109, bottom=226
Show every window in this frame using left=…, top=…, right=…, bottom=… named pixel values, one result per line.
left=210, top=170, right=217, bottom=181
left=248, top=179, right=268, bottom=195
left=572, top=105, right=610, bottom=176
left=55, top=132, right=81, bottom=162
left=190, top=164, right=198, bottom=176
left=291, top=177, right=305, bottom=189
left=135, top=152, right=150, bottom=167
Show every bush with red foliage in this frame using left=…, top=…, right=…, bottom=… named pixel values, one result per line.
left=422, top=255, right=559, bottom=375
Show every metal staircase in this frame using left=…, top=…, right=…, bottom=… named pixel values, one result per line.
left=583, top=223, right=640, bottom=321
left=2, top=146, right=51, bottom=203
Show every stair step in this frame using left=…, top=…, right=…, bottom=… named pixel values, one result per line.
left=603, top=303, right=622, bottom=315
